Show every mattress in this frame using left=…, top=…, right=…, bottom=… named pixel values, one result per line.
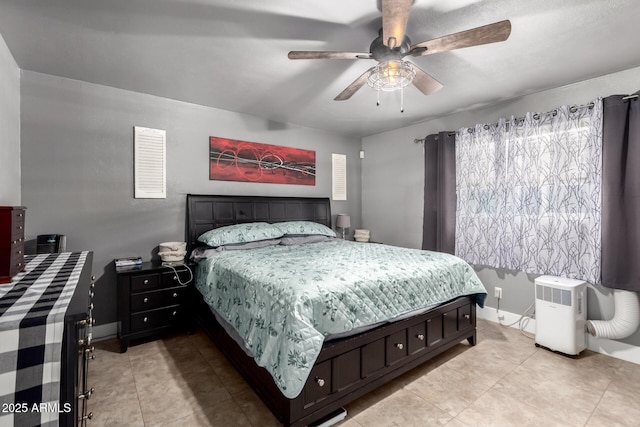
left=194, top=239, right=486, bottom=398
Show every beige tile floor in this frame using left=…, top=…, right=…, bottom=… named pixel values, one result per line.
left=88, top=320, right=639, bottom=426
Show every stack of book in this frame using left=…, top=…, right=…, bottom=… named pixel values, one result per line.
left=114, top=257, right=142, bottom=268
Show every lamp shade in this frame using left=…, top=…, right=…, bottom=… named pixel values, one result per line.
left=336, top=214, right=351, bottom=229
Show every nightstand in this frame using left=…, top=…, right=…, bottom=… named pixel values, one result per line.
left=116, top=261, right=192, bottom=352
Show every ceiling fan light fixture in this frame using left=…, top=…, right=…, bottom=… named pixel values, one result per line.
left=367, top=60, right=415, bottom=92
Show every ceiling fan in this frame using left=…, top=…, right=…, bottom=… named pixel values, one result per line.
left=288, top=0, right=511, bottom=107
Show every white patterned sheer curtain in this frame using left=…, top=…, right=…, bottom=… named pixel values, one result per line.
left=455, top=99, right=603, bottom=283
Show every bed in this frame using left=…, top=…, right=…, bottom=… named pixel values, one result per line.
left=186, top=194, right=486, bottom=426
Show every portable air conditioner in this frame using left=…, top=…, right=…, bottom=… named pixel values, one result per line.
left=534, top=275, right=587, bottom=356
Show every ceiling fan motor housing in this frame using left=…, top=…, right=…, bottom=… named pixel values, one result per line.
left=370, top=33, right=412, bottom=62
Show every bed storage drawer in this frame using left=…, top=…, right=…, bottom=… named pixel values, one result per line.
left=385, top=329, right=408, bottom=366
left=459, top=304, right=472, bottom=328
left=303, top=360, right=332, bottom=406
left=408, top=322, right=427, bottom=354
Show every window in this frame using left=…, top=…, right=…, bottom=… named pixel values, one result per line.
left=455, top=101, right=603, bottom=282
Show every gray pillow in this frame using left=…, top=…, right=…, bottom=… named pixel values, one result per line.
left=280, top=235, right=334, bottom=246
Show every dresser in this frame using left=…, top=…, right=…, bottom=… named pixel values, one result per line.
left=0, top=206, right=26, bottom=284
left=116, top=261, right=192, bottom=352
left=0, top=252, right=95, bottom=427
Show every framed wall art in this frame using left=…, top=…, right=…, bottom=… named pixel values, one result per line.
left=209, top=136, right=316, bottom=185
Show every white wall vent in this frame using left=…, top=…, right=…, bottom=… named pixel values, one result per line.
left=332, top=153, right=347, bottom=201
left=134, top=126, right=166, bottom=199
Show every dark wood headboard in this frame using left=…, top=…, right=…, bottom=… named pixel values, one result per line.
left=186, top=194, right=332, bottom=251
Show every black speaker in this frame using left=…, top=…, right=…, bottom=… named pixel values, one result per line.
left=36, top=234, right=66, bottom=254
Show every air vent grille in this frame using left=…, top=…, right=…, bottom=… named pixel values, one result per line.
left=536, top=284, right=572, bottom=306
left=134, top=126, right=166, bottom=199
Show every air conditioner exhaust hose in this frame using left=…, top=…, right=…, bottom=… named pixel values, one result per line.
left=587, top=290, right=640, bottom=340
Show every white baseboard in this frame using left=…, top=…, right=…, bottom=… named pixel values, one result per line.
left=478, top=306, right=640, bottom=365
left=92, top=322, right=117, bottom=341
left=586, top=335, right=640, bottom=365
left=477, top=306, right=536, bottom=334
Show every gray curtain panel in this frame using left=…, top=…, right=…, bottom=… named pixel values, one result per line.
left=601, top=93, right=640, bottom=291
left=422, top=131, right=456, bottom=253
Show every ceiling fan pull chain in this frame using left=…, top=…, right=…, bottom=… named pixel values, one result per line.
left=377, top=88, right=380, bottom=106
left=401, top=86, right=404, bottom=113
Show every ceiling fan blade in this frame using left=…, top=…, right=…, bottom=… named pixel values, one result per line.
left=408, top=63, right=443, bottom=95
left=410, top=20, right=511, bottom=57
left=288, top=51, right=371, bottom=60
left=334, top=68, right=373, bottom=101
left=382, top=0, right=413, bottom=48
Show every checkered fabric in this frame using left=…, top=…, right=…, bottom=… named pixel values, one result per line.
left=0, top=252, right=89, bottom=427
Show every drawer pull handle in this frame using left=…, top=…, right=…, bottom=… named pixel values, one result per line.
left=18, top=250, right=22, bottom=255
left=143, top=297, right=149, bottom=303
left=417, top=334, right=425, bottom=341
left=143, top=317, right=148, bottom=323
left=18, top=226, right=23, bottom=230
left=172, top=311, right=177, bottom=316
left=464, top=314, right=470, bottom=319
left=315, top=377, right=325, bottom=387
left=78, top=336, right=92, bottom=346
left=77, top=387, right=95, bottom=400
left=12, top=240, right=17, bottom=244
left=173, top=292, right=178, bottom=298
left=77, top=317, right=94, bottom=326
left=144, top=279, right=149, bottom=285
left=395, top=343, right=404, bottom=350
left=18, top=213, right=23, bottom=217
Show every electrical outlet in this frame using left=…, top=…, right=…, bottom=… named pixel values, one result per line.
left=494, top=287, right=503, bottom=299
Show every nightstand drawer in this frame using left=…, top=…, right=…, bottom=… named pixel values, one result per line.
left=131, top=273, right=160, bottom=292
left=130, top=286, right=186, bottom=312
left=161, top=270, right=191, bottom=286
left=131, top=305, right=181, bottom=332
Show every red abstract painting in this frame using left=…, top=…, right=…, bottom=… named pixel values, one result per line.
left=209, top=137, right=316, bottom=185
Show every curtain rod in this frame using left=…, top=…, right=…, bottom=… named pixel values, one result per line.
left=413, top=93, right=639, bottom=143
left=414, top=132, right=455, bottom=144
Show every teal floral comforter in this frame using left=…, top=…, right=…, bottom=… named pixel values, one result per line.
left=195, top=240, right=486, bottom=398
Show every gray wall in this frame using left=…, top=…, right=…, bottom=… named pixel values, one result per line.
left=362, top=65, right=640, bottom=347
left=0, top=33, right=20, bottom=205
left=20, top=70, right=362, bottom=329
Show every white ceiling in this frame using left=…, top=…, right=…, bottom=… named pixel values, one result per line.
left=1, top=0, right=640, bottom=138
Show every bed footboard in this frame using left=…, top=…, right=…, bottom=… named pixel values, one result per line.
left=190, top=289, right=477, bottom=427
